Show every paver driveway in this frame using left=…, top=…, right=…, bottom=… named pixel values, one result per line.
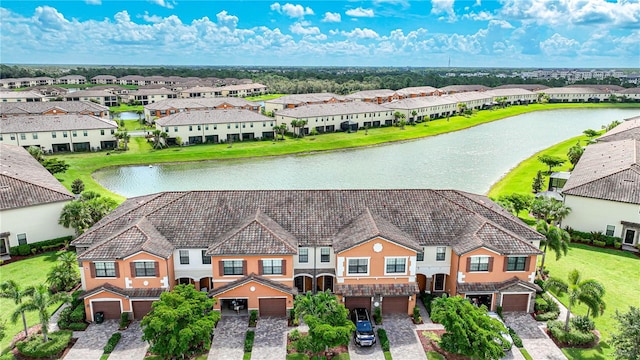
left=208, top=316, right=248, bottom=360
left=64, top=320, right=119, bottom=360
left=251, top=317, right=287, bottom=360
left=348, top=335, right=385, bottom=360
left=108, top=321, right=148, bottom=360
left=383, top=314, right=427, bottom=360
left=504, top=312, right=566, bottom=360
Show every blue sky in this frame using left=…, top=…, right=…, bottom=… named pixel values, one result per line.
left=1, top=0, right=639, bottom=68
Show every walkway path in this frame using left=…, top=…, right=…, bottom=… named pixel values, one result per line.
left=208, top=316, right=248, bottom=360
left=64, top=320, right=119, bottom=360
left=251, top=317, right=288, bottom=360
left=108, top=321, right=148, bottom=360
left=504, top=312, right=566, bottom=360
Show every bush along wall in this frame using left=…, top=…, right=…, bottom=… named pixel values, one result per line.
left=9, top=236, right=73, bottom=256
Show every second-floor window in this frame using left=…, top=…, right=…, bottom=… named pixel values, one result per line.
left=436, top=247, right=446, bottom=261
left=347, top=258, right=368, bottom=275
left=179, top=250, right=190, bottom=265
left=223, top=260, right=244, bottom=275
left=416, top=252, right=424, bottom=261
left=95, top=262, right=116, bottom=277
left=262, top=259, right=283, bottom=275
left=134, top=261, right=156, bottom=277
left=320, top=248, right=330, bottom=263
left=469, top=256, right=490, bottom=272
left=506, top=256, right=527, bottom=271
left=299, top=248, right=308, bottom=263
left=201, top=250, right=211, bottom=264
left=385, top=257, right=406, bottom=274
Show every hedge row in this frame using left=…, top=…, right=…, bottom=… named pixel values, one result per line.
left=103, top=332, right=122, bottom=353
left=16, top=330, right=73, bottom=358
left=377, top=328, right=390, bottom=351
left=244, top=330, right=255, bottom=353
left=567, top=229, right=621, bottom=247
left=9, top=236, right=73, bottom=256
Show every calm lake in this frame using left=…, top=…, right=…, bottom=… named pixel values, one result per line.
left=94, top=108, right=639, bottom=198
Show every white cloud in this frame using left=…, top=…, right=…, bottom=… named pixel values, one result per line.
left=216, top=10, right=238, bottom=29
left=149, top=0, right=174, bottom=9
left=141, top=12, right=163, bottom=23
left=345, top=7, right=374, bottom=17
left=290, top=22, right=320, bottom=35
left=540, top=33, right=580, bottom=55
left=488, top=19, right=513, bottom=29
left=322, top=12, right=341, bottom=22
left=85, top=0, right=101, bottom=5
left=341, top=28, right=379, bottom=39
left=270, top=3, right=314, bottom=18
left=431, top=0, right=457, bottom=22
left=463, top=11, right=493, bottom=21
left=33, top=6, right=70, bottom=31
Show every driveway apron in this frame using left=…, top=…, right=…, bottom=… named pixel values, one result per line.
left=348, top=335, right=386, bottom=360
left=251, top=317, right=287, bottom=360
left=382, top=314, right=427, bottom=360
left=64, top=320, right=119, bottom=360
left=209, top=316, right=248, bottom=360
left=504, top=312, right=567, bottom=360
left=108, top=321, right=148, bottom=360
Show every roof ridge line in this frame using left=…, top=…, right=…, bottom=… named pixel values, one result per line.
left=0, top=172, right=73, bottom=199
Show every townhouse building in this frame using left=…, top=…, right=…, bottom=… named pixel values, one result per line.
left=0, top=101, right=110, bottom=119
left=72, top=189, right=543, bottom=322
left=179, top=83, right=267, bottom=99
left=439, top=85, right=491, bottom=95
left=57, top=75, right=87, bottom=85
left=264, top=93, right=350, bottom=114
left=144, top=97, right=261, bottom=123
left=276, top=102, right=395, bottom=133
left=90, top=75, right=118, bottom=85
left=346, top=89, right=401, bottom=104
left=382, top=96, right=458, bottom=121
left=63, top=90, right=119, bottom=107
left=396, top=86, right=441, bottom=98
left=538, top=87, right=611, bottom=103
left=155, top=109, right=276, bottom=145
left=123, top=88, right=177, bottom=105
left=0, top=114, right=118, bottom=152
left=0, top=91, right=47, bottom=103
left=484, top=88, right=537, bottom=105
left=0, top=144, right=75, bottom=256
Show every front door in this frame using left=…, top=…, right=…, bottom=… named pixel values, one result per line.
left=433, top=274, right=445, bottom=292
left=0, top=238, right=8, bottom=255
left=624, top=229, right=636, bottom=245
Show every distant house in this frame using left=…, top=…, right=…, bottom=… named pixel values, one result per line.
left=538, top=87, right=611, bottom=103
left=439, top=85, right=491, bottom=94
left=264, top=93, right=350, bottom=114
left=276, top=102, right=395, bottom=133
left=0, top=144, right=75, bottom=257
left=0, top=91, right=47, bottom=103
left=64, top=90, right=119, bottom=107
left=57, top=75, right=87, bottom=85
left=0, top=114, right=118, bottom=152
left=123, top=88, right=177, bottom=105
left=346, top=89, right=400, bottom=104
left=144, top=97, right=261, bottom=123
left=0, top=101, right=110, bottom=119
left=596, top=116, right=640, bottom=143
left=90, top=75, right=117, bottom=85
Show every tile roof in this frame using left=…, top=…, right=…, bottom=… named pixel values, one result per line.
left=346, top=89, right=397, bottom=99
left=266, top=93, right=348, bottom=105
left=208, top=273, right=297, bottom=296
left=562, top=139, right=640, bottom=204
left=540, top=87, right=610, bottom=95
left=276, top=101, right=391, bottom=118
left=72, top=190, right=542, bottom=260
left=332, top=208, right=422, bottom=253
left=0, top=101, right=108, bottom=116
left=396, top=86, right=439, bottom=95
left=145, top=97, right=259, bottom=111
left=0, top=144, right=74, bottom=210
left=294, top=268, right=335, bottom=276
left=129, top=88, right=176, bottom=96
left=64, top=89, right=117, bottom=98
left=439, top=85, right=490, bottom=93
left=597, top=116, right=640, bottom=143
left=382, top=96, right=457, bottom=110
left=457, top=277, right=541, bottom=293
left=207, top=210, right=298, bottom=255
left=79, top=283, right=165, bottom=299
left=334, top=283, right=419, bottom=296
left=0, top=91, right=45, bottom=99
left=1, top=114, right=117, bottom=133
left=493, top=84, right=549, bottom=91
left=155, top=109, right=273, bottom=126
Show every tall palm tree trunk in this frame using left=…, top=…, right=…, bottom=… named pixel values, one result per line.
left=21, top=311, right=28, bottom=337
left=564, top=302, right=572, bottom=332
left=540, top=244, right=549, bottom=274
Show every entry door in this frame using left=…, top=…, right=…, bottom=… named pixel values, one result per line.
left=433, top=274, right=445, bottom=292
left=624, top=229, right=636, bottom=244
left=0, top=238, right=7, bottom=255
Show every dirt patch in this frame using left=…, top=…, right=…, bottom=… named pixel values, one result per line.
left=416, top=330, right=471, bottom=360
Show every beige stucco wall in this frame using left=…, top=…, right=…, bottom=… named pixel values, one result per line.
left=0, top=128, right=118, bottom=152
left=157, top=120, right=276, bottom=144
left=563, top=194, right=640, bottom=242
left=1, top=201, right=74, bottom=247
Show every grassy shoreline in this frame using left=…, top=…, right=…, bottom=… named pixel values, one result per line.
left=53, top=103, right=639, bottom=202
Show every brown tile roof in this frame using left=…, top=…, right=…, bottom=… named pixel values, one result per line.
left=266, top=93, right=348, bottom=105
left=79, top=283, right=165, bottom=299
left=155, top=109, right=272, bottom=126
left=208, top=273, right=297, bottom=296
left=334, top=283, right=419, bottom=296
left=207, top=210, right=298, bottom=255
left=72, top=190, right=543, bottom=260
left=1, top=114, right=117, bottom=133
left=145, top=97, right=259, bottom=111
left=276, top=101, right=390, bottom=118
left=457, top=277, right=541, bottom=293
left=597, top=116, right=640, bottom=143
left=332, top=208, right=422, bottom=253
left=0, top=101, right=108, bottom=116
left=562, top=139, right=640, bottom=204
left=0, top=144, right=74, bottom=210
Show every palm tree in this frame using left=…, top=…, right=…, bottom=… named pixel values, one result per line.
left=274, top=124, right=287, bottom=140
left=536, top=220, right=570, bottom=271
left=47, top=252, right=80, bottom=292
left=0, top=280, right=29, bottom=337
left=530, top=197, right=571, bottom=225
left=545, top=269, right=606, bottom=331
left=136, top=109, right=144, bottom=125
left=411, top=110, right=418, bottom=123
left=114, top=131, right=131, bottom=151
left=297, top=119, right=308, bottom=137
left=294, top=290, right=338, bottom=321
left=393, top=111, right=403, bottom=126
left=152, top=129, right=167, bottom=149
left=12, top=285, right=70, bottom=342
left=59, top=200, right=89, bottom=236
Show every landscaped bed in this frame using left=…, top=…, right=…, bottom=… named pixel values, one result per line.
left=286, top=331, right=348, bottom=360
left=416, top=330, right=470, bottom=360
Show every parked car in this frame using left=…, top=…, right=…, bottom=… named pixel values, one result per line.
left=351, top=308, right=376, bottom=347
left=487, top=312, right=513, bottom=350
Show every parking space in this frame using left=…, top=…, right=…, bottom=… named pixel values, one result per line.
left=348, top=336, right=385, bottom=360
left=64, top=320, right=119, bottom=360
left=108, top=321, right=148, bottom=360
left=208, top=316, right=248, bottom=360
left=251, top=317, right=288, bottom=360
left=382, top=314, right=427, bottom=360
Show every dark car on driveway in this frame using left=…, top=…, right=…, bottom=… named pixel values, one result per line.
left=351, top=308, right=376, bottom=347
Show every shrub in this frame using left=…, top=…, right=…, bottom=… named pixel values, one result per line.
left=534, top=279, right=545, bottom=291
left=244, top=330, right=255, bottom=353
left=249, top=310, right=258, bottom=327
left=542, top=293, right=560, bottom=313
left=535, top=311, right=559, bottom=321
left=547, top=320, right=596, bottom=346
left=67, top=322, right=88, bottom=331
left=71, top=290, right=84, bottom=308
left=422, top=293, right=434, bottom=314
left=593, top=240, right=606, bottom=247
left=508, top=328, right=523, bottom=348
left=373, top=306, right=382, bottom=325
left=535, top=297, right=549, bottom=313
left=103, top=332, right=122, bottom=353
left=59, top=306, right=73, bottom=324
left=571, top=316, right=595, bottom=332
left=496, top=306, right=503, bottom=319
left=16, top=330, right=72, bottom=358
left=413, top=306, right=422, bottom=323
left=119, top=312, right=130, bottom=329
left=17, top=244, right=31, bottom=256
left=70, top=304, right=85, bottom=322
left=289, top=329, right=301, bottom=342
left=377, top=328, right=390, bottom=351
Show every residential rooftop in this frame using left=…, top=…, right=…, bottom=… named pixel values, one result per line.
left=0, top=101, right=108, bottom=116
left=276, top=101, right=390, bottom=117
left=155, top=109, right=272, bottom=126
left=1, top=114, right=117, bottom=133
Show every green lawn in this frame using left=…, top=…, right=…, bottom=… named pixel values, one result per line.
left=52, top=103, right=639, bottom=202
left=0, top=251, right=67, bottom=352
left=244, top=93, right=286, bottom=101
left=118, top=120, right=154, bottom=132
left=110, top=104, right=144, bottom=113
left=544, top=243, right=639, bottom=359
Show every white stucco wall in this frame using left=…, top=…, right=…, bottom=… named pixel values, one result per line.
left=563, top=195, right=640, bottom=239
left=292, top=246, right=336, bottom=270
left=158, top=120, right=277, bottom=144
left=415, top=246, right=452, bottom=276
left=0, top=128, right=118, bottom=152
left=172, top=248, right=214, bottom=281
left=1, top=201, right=75, bottom=247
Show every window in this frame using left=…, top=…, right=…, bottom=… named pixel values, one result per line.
left=10, top=135, right=15, bottom=140
left=436, top=247, right=446, bottom=261
left=605, top=225, right=615, bottom=236
left=179, top=250, right=190, bottom=264
left=100, top=129, right=104, bottom=136
left=32, top=133, right=38, bottom=139
left=63, top=131, right=68, bottom=138
left=320, top=248, right=330, bottom=263
left=95, top=262, right=116, bottom=277
left=470, top=256, right=489, bottom=272
left=189, top=126, right=193, bottom=131
left=72, top=131, right=77, bottom=137
left=134, top=262, right=156, bottom=277
left=20, top=134, right=26, bottom=140
left=174, top=127, right=178, bottom=132
left=164, top=127, right=169, bottom=132
left=223, top=260, right=244, bottom=275
left=17, top=233, right=27, bottom=245
left=110, top=129, right=115, bottom=135
left=416, top=252, right=424, bottom=261
left=262, top=259, right=283, bottom=275
left=83, top=130, right=88, bottom=136
left=299, top=248, right=308, bottom=263
left=201, top=250, right=211, bottom=264
left=506, top=256, right=527, bottom=271
left=385, top=257, right=406, bottom=274
left=348, top=258, right=368, bottom=275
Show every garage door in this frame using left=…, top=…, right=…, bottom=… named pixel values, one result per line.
left=91, top=300, right=121, bottom=320
left=501, top=294, right=530, bottom=312
left=259, top=298, right=286, bottom=317
left=382, top=296, right=408, bottom=314
left=345, top=297, right=371, bottom=313
left=132, top=301, right=155, bottom=320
